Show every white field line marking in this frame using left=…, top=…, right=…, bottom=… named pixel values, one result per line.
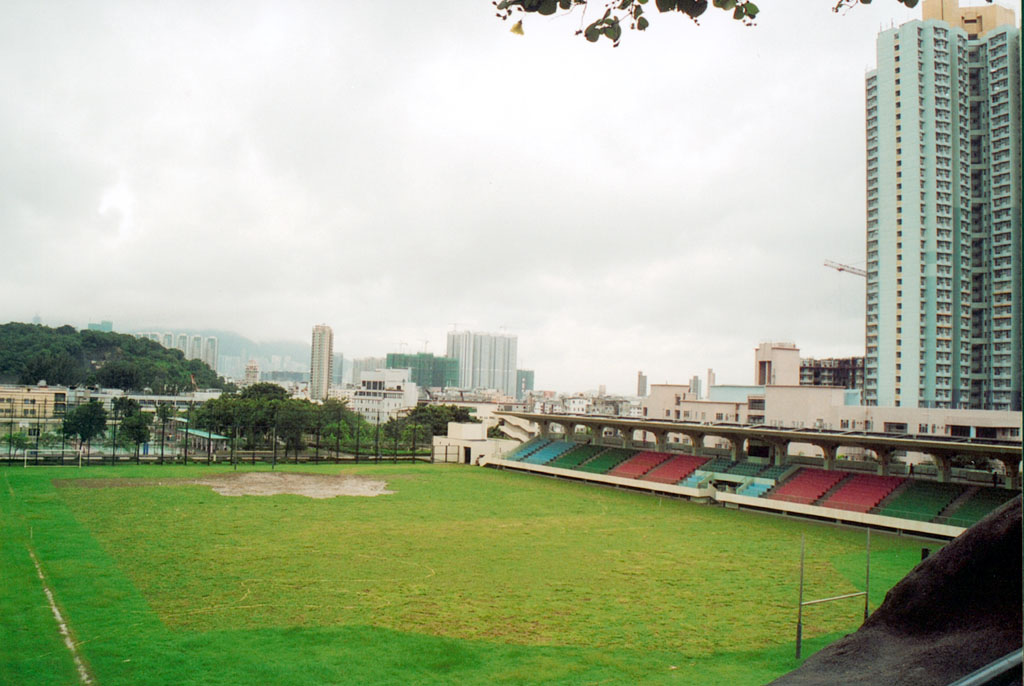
left=28, top=547, right=94, bottom=685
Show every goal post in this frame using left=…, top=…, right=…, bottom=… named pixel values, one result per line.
left=796, top=529, right=871, bottom=659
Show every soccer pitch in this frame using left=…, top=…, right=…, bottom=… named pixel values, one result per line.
left=2, top=464, right=930, bottom=685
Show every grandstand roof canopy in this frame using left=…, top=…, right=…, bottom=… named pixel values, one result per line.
left=497, top=411, right=1021, bottom=463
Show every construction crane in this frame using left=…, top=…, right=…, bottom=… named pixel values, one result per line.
left=824, top=260, right=867, bottom=277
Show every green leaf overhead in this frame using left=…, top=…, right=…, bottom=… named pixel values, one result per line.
left=494, top=0, right=928, bottom=44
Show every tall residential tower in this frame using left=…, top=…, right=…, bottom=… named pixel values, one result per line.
left=445, top=330, right=518, bottom=396
left=309, top=324, right=334, bottom=402
left=864, top=0, right=1020, bottom=410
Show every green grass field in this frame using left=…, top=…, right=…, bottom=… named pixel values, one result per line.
left=1, top=464, right=933, bottom=685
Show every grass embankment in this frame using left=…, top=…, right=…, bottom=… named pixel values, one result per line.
left=1, top=464, right=930, bottom=685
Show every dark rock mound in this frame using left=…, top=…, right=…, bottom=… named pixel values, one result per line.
left=770, top=495, right=1022, bottom=686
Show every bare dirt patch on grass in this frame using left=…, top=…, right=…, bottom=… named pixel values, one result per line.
left=54, top=472, right=394, bottom=499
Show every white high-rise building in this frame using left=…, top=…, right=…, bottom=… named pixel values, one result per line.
left=865, top=0, right=1020, bottom=410
left=309, top=324, right=334, bottom=402
left=188, top=335, right=203, bottom=361
left=202, top=336, right=219, bottom=373
left=445, top=330, right=517, bottom=396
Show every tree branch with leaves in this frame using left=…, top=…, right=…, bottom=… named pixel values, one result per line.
left=495, top=0, right=924, bottom=46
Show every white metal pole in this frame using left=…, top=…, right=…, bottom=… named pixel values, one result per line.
left=864, top=528, right=871, bottom=622
left=796, top=534, right=805, bottom=659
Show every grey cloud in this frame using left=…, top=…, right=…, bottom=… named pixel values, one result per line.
left=1, top=1, right=931, bottom=392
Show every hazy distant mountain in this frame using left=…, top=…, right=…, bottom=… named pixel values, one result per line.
left=198, top=330, right=309, bottom=362
left=131, top=327, right=307, bottom=360
left=130, top=328, right=311, bottom=379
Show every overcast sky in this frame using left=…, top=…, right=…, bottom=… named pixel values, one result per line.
left=3, top=0, right=991, bottom=393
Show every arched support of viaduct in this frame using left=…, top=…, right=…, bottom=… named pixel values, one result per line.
left=812, top=443, right=838, bottom=471
left=872, top=447, right=895, bottom=476
left=681, top=432, right=706, bottom=455
left=648, top=429, right=668, bottom=452
left=929, top=452, right=954, bottom=483
left=730, top=436, right=746, bottom=462
left=997, top=458, right=1021, bottom=490
left=762, top=438, right=790, bottom=466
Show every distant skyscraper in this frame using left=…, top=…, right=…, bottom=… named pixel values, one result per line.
left=637, top=371, right=647, bottom=397
left=175, top=333, right=188, bottom=354
left=332, top=353, right=345, bottom=386
left=445, top=331, right=517, bottom=395
left=188, top=335, right=203, bottom=361
left=386, top=352, right=458, bottom=388
left=202, top=336, right=219, bottom=373
left=244, top=359, right=259, bottom=387
left=864, top=0, right=1020, bottom=409
left=309, top=324, right=334, bottom=402
left=516, top=369, right=535, bottom=400
left=87, top=320, right=113, bottom=332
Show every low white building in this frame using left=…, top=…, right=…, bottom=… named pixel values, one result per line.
left=764, top=384, right=1021, bottom=441
left=69, top=388, right=223, bottom=413
left=563, top=396, right=591, bottom=414
left=432, top=422, right=516, bottom=465
left=348, top=369, right=418, bottom=421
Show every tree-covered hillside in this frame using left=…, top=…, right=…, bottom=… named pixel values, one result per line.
left=0, top=322, right=231, bottom=393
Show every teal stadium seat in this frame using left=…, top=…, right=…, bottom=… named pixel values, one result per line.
left=946, top=487, right=1018, bottom=528
left=522, top=441, right=574, bottom=465
left=548, top=444, right=606, bottom=469
left=576, top=448, right=633, bottom=474
left=875, top=481, right=964, bottom=522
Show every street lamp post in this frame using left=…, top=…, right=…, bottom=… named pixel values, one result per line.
left=34, top=399, right=43, bottom=465
left=334, top=413, right=341, bottom=463
left=184, top=402, right=193, bottom=466
left=314, top=410, right=321, bottom=465
left=375, top=410, right=381, bottom=462
left=110, top=403, right=118, bottom=467
left=60, top=408, right=66, bottom=465
left=7, top=406, right=13, bottom=463
left=272, top=410, right=278, bottom=469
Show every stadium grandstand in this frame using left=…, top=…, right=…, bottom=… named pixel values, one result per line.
left=488, top=411, right=1022, bottom=539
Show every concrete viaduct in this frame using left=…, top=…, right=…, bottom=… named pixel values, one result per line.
left=495, top=411, right=1022, bottom=488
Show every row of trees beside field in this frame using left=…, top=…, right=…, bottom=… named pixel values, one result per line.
left=190, top=384, right=480, bottom=459
left=5, top=382, right=481, bottom=462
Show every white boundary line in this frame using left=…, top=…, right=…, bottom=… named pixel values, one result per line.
left=28, top=546, right=94, bottom=685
